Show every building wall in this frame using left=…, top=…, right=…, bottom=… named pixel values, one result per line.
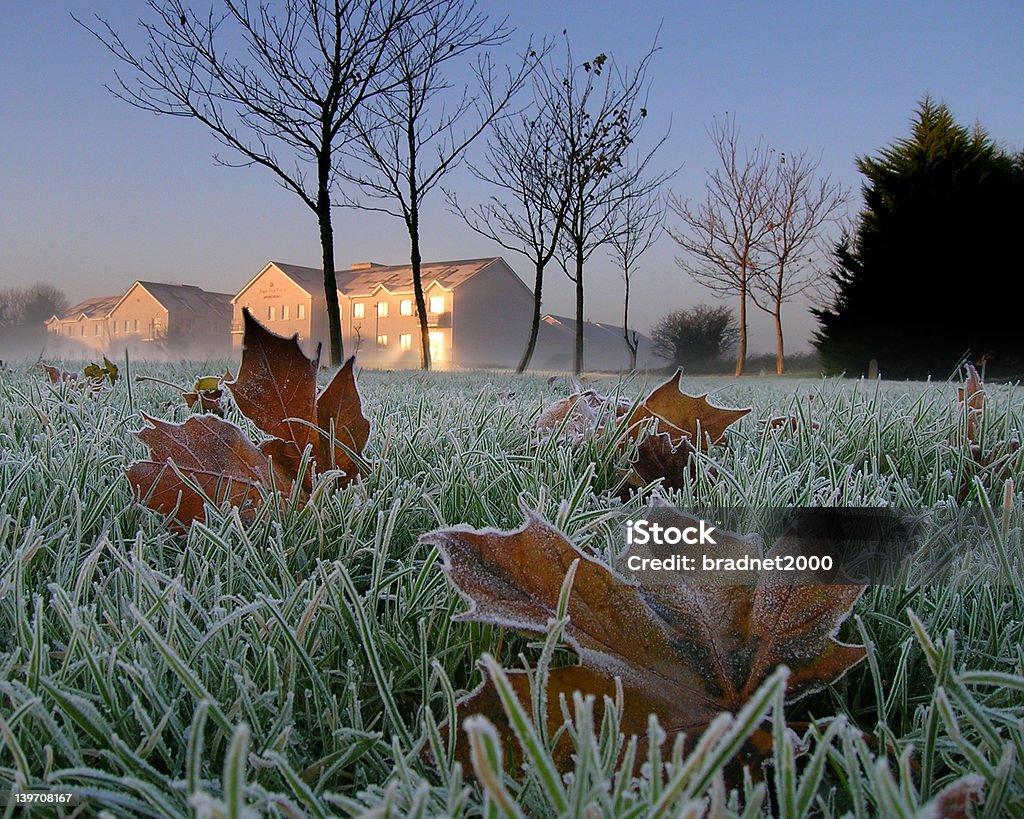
left=346, top=286, right=453, bottom=368
left=233, top=265, right=318, bottom=357
left=451, top=260, right=532, bottom=368
left=108, top=284, right=168, bottom=347
left=47, top=317, right=110, bottom=351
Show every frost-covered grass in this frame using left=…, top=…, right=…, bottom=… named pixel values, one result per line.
left=0, top=360, right=1022, bottom=816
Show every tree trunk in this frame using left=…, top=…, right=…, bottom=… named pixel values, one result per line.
left=318, top=200, right=344, bottom=366
left=517, top=260, right=545, bottom=373
left=573, top=241, right=584, bottom=375
left=774, top=308, right=785, bottom=374
left=623, top=265, right=638, bottom=371
left=735, top=276, right=747, bottom=376
left=409, top=209, right=431, bottom=371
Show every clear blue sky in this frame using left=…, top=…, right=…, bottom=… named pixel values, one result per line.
left=2, top=1, right=1021, bottom=353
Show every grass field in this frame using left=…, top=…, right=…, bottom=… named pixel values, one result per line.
left=1, top=359, right=1023, bottom=817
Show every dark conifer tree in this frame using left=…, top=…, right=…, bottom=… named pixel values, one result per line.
left=814, top=98, right=1024, bottom=377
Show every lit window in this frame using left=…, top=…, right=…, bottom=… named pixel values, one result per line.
left=282, top=305, right=289, bottom=320
left=353, top=302, right=365, bottom=318
left=429, top=296, right=445, bottom=313
left=297, top=304, right=305, bottom=319
left=400, top=299, right=413, bottom=316
left=376, top=334, right=388, bottom=348
left=268, top=305, right=276, bottom=321
left=399, top=333, right=412, bottom=350
left=377, top=301, right=388, bottom=317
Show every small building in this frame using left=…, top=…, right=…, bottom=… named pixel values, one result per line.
left=45, top=296, right=120, bottom=351
left=536, top=314, right=664, bottom=372
left=107, top=281, right=233, bottom=356
left=232, top=258, right=536, bottom=368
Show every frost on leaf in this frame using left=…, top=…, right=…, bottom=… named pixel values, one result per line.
left=126, top=414, right=295, bottom=531
left=533, top=371, right=748, bottom=492
left=183, top=371, right=232, bottom=415
left=41, top=357, right=119, bottom=393
left=628, top=369, right=750, bottom=447
left=422, top=506, right=865, bottom=771
left=533, top=389, right=630, bottom=443
left=226, top=308, right=369, bottom=484
left=954, top=363, right=1019, bottom=500
left=128, top=310, right=369, bottom=529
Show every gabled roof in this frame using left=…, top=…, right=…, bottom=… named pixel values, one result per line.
left=337, top=257, right=502, bottom=296
left=267, top=262, right=324, bottom=296
left=541, top=314, right=654, bottom=345
left=114, top=281, right=232, bottom=318
left=59, top=295, right=120, bottom=321
left=241, top=258, right=507, bottom=301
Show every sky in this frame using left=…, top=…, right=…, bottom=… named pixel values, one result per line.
left=2, top=1, right=1022, bottom=355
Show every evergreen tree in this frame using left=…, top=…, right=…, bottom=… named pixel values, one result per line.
left=814, top=98, right=1024, bottom=378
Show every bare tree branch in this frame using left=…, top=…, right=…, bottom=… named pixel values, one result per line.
left=76, top=0, right=438, bottom=365
left=336, top=0, right=543, bottom=368
left=750, top=148, right=848, bottom=372
left=666, top=114, right=775, bottom=375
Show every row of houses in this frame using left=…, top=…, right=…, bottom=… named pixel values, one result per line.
left=46, top=257, right=662, bottom=371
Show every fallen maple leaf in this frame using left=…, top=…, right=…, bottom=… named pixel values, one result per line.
left=533, top=373, right=749, bottom=493
left=422, top=504, right=865, bottom=770
left=957, top=363, right=986, bottom=446
left=41, top=364, right=78, bottom=385
left=128, top=310, right=369, bottom=529
left=42, top=358, right=118, bottom=393
left=929, top=774, right=984, bottom=819
left=533, top=389, right=630, bottom=443
left=83, top=356, right=119, bottom=385
left=126, top=414, right=297, bottom=530
left=628, top=369, right=751, bottom=447
left=624, top=432, right=697, bottom=494
left=954, top=363, right=1020, bottom=501
left=227, top=309, right=369, bottom=483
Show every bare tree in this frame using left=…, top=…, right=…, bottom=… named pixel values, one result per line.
left=447, top=98, right=573, bottom=372
left=606, top=179, right=666, bottom=370
left=338, top=0, right=539, bottom=369
left=78, top=0, right=436, bottom=366
left=0, top=284, right=68, bottom=340
left=550, top=44, right=660, bottom=374
left=753, top=149, right=848, bottom=373
left=667, top=115, right=775, bottom=375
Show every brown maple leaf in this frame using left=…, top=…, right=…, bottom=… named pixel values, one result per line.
left=624, top=432, right=698, bottom=494
left=41, top=358, right=118, bottom=393
left=954, top=363, right=1020, bottom=501
left=629, top=369, right=751, bottom=446
left=128, top=310, right=369, bottom=529
left=533, top=373, right=747, bottom=493
left=226, top=309, right=369, bottom=483
left=533, top=389, right=630, bottom=443
left=126, top=414, right=298, bottom=530
left=929, top=774, right=984, bottom=819
left=422, top=505, right=865, bottom=770
left=41, top=364, right=78, bottom=385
